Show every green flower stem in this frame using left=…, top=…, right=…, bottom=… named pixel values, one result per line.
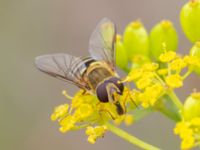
left=182, top=70, right=192, bottom=80
left=105, top=122, right=161, bottom=150
left=167, top=90, right=183, bottom=111
left=132, top=107, right=154, bottom=122
left=155, top=95, right=182, bottom=122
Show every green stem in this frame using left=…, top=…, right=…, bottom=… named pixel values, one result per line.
left=182, top=70, right=192, bottom=80
left=132, top=107, right=154, bottom=122
left=167, top=90, right=183, bottom=111
left=155, top=95, right=182, bottom=122
left=105, top=122, right=161, bottom=150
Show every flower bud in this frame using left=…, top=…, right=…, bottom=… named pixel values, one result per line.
left=180, top=0, right=200, bottom=43
left=189, top=42, right=200, bottom=75
left=115, top=35, right=128, bottom=70
left=149, top=20, right=178, bottom=60
left=183, top=92, right=200, bottom=120
left=123, top=20, right=149, bottom=60
left=131, top=55, right=151, bottom=69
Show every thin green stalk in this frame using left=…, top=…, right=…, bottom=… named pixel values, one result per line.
left=105, top=122, right=161, bottom=150
left=132, top=107, right=154, bottom=122
left=167, top=90, right=183, bottom=111
left=182, top=70, right=192, bottom=80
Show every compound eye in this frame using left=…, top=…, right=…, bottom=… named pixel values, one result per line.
left=96, top=82, right=109, bottom=103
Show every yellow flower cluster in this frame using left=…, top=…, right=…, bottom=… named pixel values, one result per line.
left=126, top=62, right=165, bottom=108
left=126, top=51, right=200, bottom=108
left=51, top=89, right=135, bottom=143
left=174, top=117, right=200, bottom=149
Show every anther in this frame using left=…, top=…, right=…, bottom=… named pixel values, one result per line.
left=62, top=90, right=73, bottom=100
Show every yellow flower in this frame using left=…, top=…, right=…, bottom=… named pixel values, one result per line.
left=127, top=68, right=144, bottom=81
left=170, top=57, right=187, bottom=71
left=191, top=117, right=200, bottom=126
left=174, top=117, right=200, bottom=150
left=71, top=90, right=97, bottom=109
left=85, top=126, right=107, bottom=144
left=142, top=63, right=159, bottom=71
left=59, top=115, right=76, bottom=133
left=181, top=137, right=195, bottom=150
left=165, top=74, right=183, bottom=88
left=51, top=104, right=69, bottom=121
left=136, top=77, right=152, bottom=90
left=139, top=83, right=164, bottom=108
left=74, top=104, right=94, bottom=121
left=113, top=114, right=134, bottom=126
left=159, top=51, right=176, bottom=62
left=184, top=55, right=200, bottom=69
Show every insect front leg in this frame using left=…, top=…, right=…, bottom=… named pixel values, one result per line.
left=96, top=102, right=116, bottom=120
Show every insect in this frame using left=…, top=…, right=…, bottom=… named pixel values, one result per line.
left=35, top=18, right=125, bottom=115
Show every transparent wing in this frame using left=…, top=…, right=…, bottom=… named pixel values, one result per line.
left=89, top=18, right=116, bottom=71
left=35, top=53, right=90, bottom=90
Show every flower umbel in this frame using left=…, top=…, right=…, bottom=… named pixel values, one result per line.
left=51, top=89, right=137, bottom=142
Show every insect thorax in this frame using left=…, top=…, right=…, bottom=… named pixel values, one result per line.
left=85, top=62, right=113, bottom=90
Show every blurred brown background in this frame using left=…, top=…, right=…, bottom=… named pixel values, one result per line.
left=1, top=0, right=199, bottom=150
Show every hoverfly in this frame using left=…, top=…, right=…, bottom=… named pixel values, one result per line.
left=35, top=18, right=125, bottom=115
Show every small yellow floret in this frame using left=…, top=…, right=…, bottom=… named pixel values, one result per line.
left=139, top=83, right=164, bottom=108
left=170, top=58, right=187, bottom=71
left=165, top=74, right=183, bottom=88
left=181, top=136, right=195, bottom=150
left=74, top=104, right=93, bottom=120
left=86, top=126, right=107, bottom=144
left=59, top=115, right=76, bottom=133
left=142, top=63, right=159, bottom=71
left=51, top=104, right=69, bottom=121
left=136, top=77, right=152, bottom=89
left=159, top=51, right=176, bottom=62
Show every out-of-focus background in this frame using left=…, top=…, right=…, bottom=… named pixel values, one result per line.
left=1, top=0, right=199, bottom=150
